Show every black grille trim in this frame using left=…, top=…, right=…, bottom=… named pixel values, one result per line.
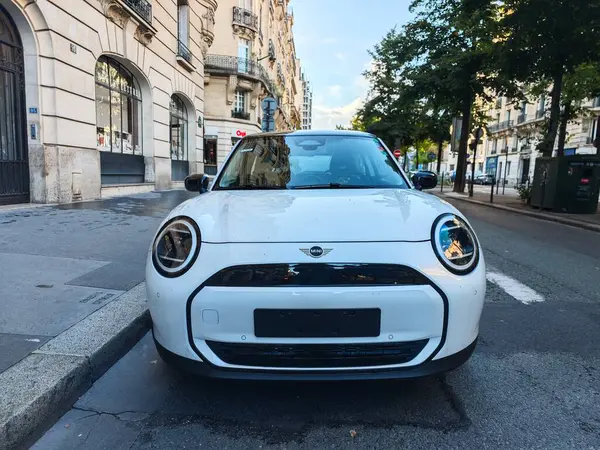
left=204, top=263, right=431, bottom=287
left=206, top=340, right=429, bottom=368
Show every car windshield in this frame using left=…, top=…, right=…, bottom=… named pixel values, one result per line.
left=214, top=134, right=409, bottom=190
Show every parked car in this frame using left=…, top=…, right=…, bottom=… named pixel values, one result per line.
left=473, top=174, right=495, bottom=185
left=147, top=130, right=486, bottom=380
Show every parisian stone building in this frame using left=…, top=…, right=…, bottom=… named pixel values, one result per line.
left=202, top=0, right=303, bottom=174
left=0, top=0, right=217, bottom=205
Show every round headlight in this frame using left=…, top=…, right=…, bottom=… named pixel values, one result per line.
left=431, top=214, right=479, bottom=275
left=152, top=216, right=200, bottom=278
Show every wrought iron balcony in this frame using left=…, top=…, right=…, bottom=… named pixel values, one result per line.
left=177, top=41, right=193, bottom=68
left=488, top=120, right=514, bottom=133
left=120, top=0, right=152, bottom=25
left=517, top=113, right=527, bottom=124
left=205, top=55, right=277, bottom=99
left=233, top=6, right=258, bottom=32
left=232, top=110, right=251, bottom=120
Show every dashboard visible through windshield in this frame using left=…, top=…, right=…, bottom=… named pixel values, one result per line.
left=214, top=134, right=409, bottom=190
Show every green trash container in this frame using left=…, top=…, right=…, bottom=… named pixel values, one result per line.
left=530, top=155, right=600, bottom=214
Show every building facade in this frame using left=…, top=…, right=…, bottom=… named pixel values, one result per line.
left=484, top=94, right=600, bottom=186
left=300, top=70, right=312, bottom=130
left=202, top=0, right=302, bottom=175
left=0, top=0, right=219, bottom=205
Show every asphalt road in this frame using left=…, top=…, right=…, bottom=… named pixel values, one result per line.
left=33, top=197, right=600, bottom=450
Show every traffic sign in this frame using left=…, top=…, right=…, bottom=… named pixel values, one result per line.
left=261, top=97, right=277, bottom=132
left=393, top=149, right=402, bottom=158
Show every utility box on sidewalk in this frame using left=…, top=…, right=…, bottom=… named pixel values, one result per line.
left=531, top=155, right=600, bottom=213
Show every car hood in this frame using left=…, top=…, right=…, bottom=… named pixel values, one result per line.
left=167, top=189, right=460, bottom=243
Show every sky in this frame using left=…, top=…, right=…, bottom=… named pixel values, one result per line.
left=291, top=0, right=413, bottom=129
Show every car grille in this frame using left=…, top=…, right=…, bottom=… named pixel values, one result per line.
left=206, top=340, right=429, bottom=368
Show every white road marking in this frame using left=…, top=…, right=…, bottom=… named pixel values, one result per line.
left=25, top=338, right=41, bottom=342
left=486, top=271, right=545, bottom=305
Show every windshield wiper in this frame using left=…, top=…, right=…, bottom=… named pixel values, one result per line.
left=216, top=185, right=286, bottom=190
left=290, top=184, right=381, bottom=189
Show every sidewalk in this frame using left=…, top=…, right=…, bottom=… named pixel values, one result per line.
left=0, top=190, right=195, bottom=449
left=436, top=186, right=600, bottom=232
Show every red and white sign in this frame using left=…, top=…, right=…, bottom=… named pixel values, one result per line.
left=393, top=149, right=403, bottom=158
left=232, top=129, right=247, bottom=138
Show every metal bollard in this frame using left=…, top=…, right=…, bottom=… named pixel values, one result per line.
left=490, top=177, right=494, bottom=203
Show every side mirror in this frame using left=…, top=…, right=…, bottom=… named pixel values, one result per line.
left=412, top=172, right=438, bottom=190
left=185, top=174, right=210, bottom=194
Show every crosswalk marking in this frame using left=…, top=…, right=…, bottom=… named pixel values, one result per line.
left=486, top=271, right=545, bottom=305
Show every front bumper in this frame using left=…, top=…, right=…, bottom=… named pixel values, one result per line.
left=154, top=331, right=478, bottom=380
left=147, top=241, right=486, bottom=374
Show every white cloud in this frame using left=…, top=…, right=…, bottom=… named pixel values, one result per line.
left=334, top=52, right=346, bottom=61
left=312, top=97, right=364, bottom=130
left=326, top=85, right=343, bottom=99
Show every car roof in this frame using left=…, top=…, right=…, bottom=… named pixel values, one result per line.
left=244, top=129, right=376, bottom=138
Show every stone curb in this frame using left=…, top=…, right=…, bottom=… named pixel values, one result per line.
left=435, top=193, right=600, bottom=233
left=0, top=283, right=150, bottom=450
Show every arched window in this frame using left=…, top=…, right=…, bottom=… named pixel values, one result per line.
left=95, top=56, right=142, bottom=156
left=170, top=95, right=189, bottom=181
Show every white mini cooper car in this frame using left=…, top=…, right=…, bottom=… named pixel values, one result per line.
left=146, top=130, right=485, bottom=380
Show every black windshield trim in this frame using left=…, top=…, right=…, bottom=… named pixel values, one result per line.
left=212, top=134, right=410, bottom=191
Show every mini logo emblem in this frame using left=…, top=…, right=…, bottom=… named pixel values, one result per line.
left=300, top=246, right=332, bottom=258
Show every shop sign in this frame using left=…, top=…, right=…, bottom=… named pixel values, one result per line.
left=232, top=129, right=247, bottom=138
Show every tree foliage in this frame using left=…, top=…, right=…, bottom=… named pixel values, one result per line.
left=359, top=0, right=600, bottom=188
left=496, top=0, right=600, bottom=156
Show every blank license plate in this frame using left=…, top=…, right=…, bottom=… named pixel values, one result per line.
left=254, top=308, right=381, bottom=338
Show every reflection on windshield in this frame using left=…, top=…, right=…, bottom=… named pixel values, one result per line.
left=215, top=135, right=408, bottom=190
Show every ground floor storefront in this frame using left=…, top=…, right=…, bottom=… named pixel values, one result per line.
left=0, top=0, right=210, bottom=205
left=203, top=118, right=261, bottom=175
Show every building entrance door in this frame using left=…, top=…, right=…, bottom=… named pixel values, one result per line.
left=0, top=6, right=29, bottom=205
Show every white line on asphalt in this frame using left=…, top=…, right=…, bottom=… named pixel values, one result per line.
left=486, top=271, right=545, bottom=305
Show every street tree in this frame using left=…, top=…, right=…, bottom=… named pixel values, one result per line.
left=361, top=0, right=507, bottom=192
left=496, top=0, right=600, bottom=157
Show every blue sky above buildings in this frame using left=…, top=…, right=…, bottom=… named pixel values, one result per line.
left=292, top=0, right=412, bottom=129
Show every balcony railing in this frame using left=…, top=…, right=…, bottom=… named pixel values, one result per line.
left=121, top=0, right=152, bottom=25
left=232, top=110, right=251, bottom=120
left=535, top=109, right=545, bottom=119
left=177, top=40, right=193, bottom=65
left=517, top=114, right=527, bottom=124
left=488, top=120, right=514, bottom=133
left=205, top=55, right=278, bottom=99
left=233, top=6, right=258, bottom=31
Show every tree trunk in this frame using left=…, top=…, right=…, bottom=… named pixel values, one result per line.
left=453, top=94, right=473, bottom=193
left=436, top=139, right=443, bottom=174
left=556, top=101, right=571, bottom=157
left=416, top=148, right=419, bottom=171
left=538, top=69, right=564, bottom=157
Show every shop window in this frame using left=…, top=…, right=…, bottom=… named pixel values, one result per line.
left=95, top=56, right=144, bottom=185
left=203, top=137, right=218, bottom=175
left=95, top=56, right=142, bottom=155
left=170, top=95, right=189, bottom=181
